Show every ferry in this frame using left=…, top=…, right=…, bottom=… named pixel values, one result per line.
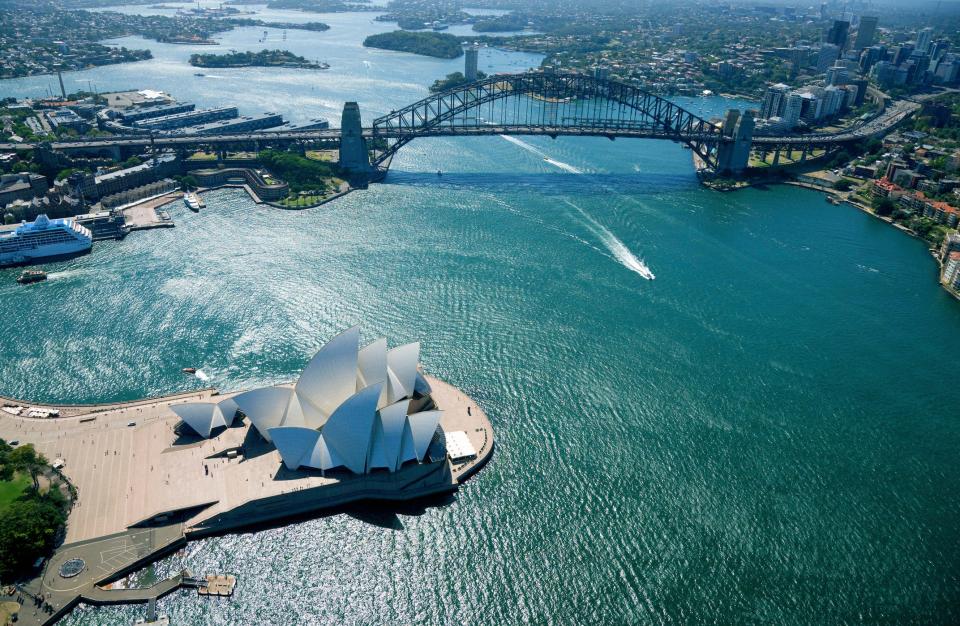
left=0, top=215, right=93, bottom=267
left=183, top=192, right=202, bottom=211
left=17, top=270, right=47, bottom=284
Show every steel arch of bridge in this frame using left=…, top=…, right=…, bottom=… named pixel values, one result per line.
left=369, top=72, right=724, bottom=169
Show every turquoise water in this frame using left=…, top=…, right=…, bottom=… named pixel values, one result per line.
left=3, top=10, right=960, bottom=625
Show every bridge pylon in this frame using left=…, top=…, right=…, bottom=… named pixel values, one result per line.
left=338, top=101, right=372, bottom=179
left=715, top=109, right=755, bottom=177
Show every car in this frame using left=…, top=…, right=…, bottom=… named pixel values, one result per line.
left=127, top=421, right=136, bottom=427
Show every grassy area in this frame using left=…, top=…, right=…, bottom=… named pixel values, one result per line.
left=0, top=473, right=30, bottom=511
left=305, top=150, right=337, bottom=162
left=750, top=149, right=827, bottom=167
left=187, top=151, right=218, bottom=161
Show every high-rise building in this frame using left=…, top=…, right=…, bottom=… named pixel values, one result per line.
left=826, top=63, right=849, bottom=85
left=853, top=16, right=878, bottom=50
left=826, top=20, right=850, bottom=49
left=818, top=43, right=842, bottom=71
left=892, top=44, right=914, bottom=66
left=782, top=92, right=804, bottom=128
left=916, top=27, right=934, bottom=55
left=464, top=45, right=479, bottom=81
left=760, top=83, right=790, bottom=119
left=859, top=45, right=886, bottom=73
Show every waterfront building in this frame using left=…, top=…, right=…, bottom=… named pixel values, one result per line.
left=871, top=177, right=904, bottom=200
left=230, top=327, right=443, bottom=474
left=853, top=16, right=878, bottom=50
left=781, top=92, right=804, bottom=129
left=760, top=83, right=790, bottom=119
left=943, top=251, right=960, bottom=290
left=115, top=102, right=195, bottom=124
left=182, top=112, right=284, bottom=135
left=134, top=106, right=239, bottom=131
left=0, top=172, right=49, bottom=207
left=94, top=153, right=178, bottom=198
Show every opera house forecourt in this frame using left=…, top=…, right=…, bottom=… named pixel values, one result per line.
left=0, top=327, right=492, bottom=626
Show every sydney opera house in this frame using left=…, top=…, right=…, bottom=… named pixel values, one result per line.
left=171, top=327, right=445, bottom=474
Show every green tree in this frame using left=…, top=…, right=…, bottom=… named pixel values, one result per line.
left=872, top=196, right=896, bottom=217
left=0, top=497, right=66, bottom=582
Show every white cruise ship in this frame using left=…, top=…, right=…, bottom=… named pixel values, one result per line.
left=0, top=214, right=93, bottom=267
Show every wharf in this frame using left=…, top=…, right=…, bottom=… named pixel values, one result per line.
left=0, top=375, right=493, bottom=626
left=121, top=193, right=179, bottom=231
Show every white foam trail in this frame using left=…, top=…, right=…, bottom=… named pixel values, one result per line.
left=46, top=270, right=82, bottom=281
left=563, top=200, right=655, bottom=280
left=499, top=135, right=583, bottom=174
left=194, top=369, right=210, bottom=381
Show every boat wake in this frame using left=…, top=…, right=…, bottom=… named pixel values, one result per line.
left=563, top=200, right=655, bottom=280
left=194, top=369, right=210, bottom=382
left=46, top=269, right=82, bottom=281
left=499, top=135, right=583, bottom=174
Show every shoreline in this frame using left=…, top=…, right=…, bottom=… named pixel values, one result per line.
left=780, top=179, right=959, bottom=302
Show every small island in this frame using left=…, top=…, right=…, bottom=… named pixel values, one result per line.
left=363, top=31, right=464, bottom=59
left=430, top=70, right=487, bottom=93
left=189, top=49, right=329, bottom=69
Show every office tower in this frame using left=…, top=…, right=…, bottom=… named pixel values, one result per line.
left=853, top=16, right=878, bottom=50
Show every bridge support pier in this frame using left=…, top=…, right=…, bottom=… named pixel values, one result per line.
left=772, top=148, right=781, bottom=166
left=715, top=109, right=755, bottom=177
left=338, top=101, right=372, bottom=181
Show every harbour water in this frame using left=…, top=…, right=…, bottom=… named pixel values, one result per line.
left=2, top=7, right=960, bottom=624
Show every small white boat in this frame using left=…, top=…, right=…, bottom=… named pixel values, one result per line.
left=183, top=193, right=202, bottom=212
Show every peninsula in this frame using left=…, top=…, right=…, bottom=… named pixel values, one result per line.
left=189, top=49, right=329, bottom=69
left=363, top=31, right=464, bottom=59
left=0, top=328, right=493, bottom=626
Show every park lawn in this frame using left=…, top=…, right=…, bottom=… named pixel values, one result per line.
left=0, top=473, right=30, bottom=511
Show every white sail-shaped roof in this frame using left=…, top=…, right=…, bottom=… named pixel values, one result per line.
left=357, top=338, right=387, bottom=388
left=270, top=426, right=321, bottom=471
left=232, top=386, right=293, bottom=442
left=387, top=342, right=420, bottom=404
left=375, top=401, right=409, bottom=472
left=172, top=403, right=220, bottom=439
left=407, top=410, right=442, bottom=462
left=413, top=371, right=432, bottom=396
left=320, top=383, right=382, bottom=474
left=295, top=326, right=360, bottom=421
left=216, top=397, right=240, bottom=425
left=398, top=419, right=418, bottom=468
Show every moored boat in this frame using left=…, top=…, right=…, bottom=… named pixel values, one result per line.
left=183, top=193, right=202, bottom=211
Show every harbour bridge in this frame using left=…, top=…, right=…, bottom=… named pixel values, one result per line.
left=2, top=71, right=917, bottom=179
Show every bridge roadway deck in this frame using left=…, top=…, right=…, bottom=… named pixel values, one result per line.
left=0, top=97, right=919, bottom=154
